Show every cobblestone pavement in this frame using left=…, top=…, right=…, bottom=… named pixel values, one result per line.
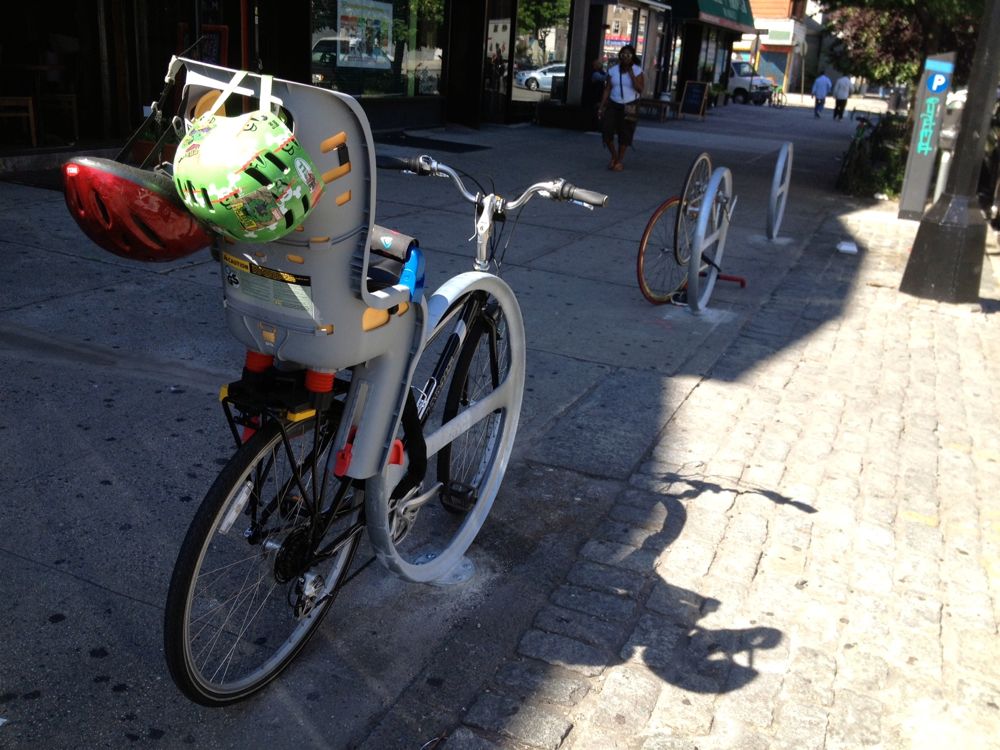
left=445, top=206, right=1000, bottom=749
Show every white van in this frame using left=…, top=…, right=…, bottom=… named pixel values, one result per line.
left=727, top=59, right=773, bottom=105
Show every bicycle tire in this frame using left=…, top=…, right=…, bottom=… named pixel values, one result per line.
left=688, top=167, right=733, bottom=313
left=365, top=282, right=525, bottom=583
left=835, top=139, right=857, bottom=191
left=164, top=417, right=362, bottom=706
left=637, top=196, right=687, bottom=304
left=438, top=304, right=507, bottom=512
left=836, top=137, right=870, bottom=193
left=675, top=153, right=713, bottom=266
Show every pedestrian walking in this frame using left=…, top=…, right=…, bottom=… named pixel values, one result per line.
left=832, top=74, right=851, bottom=120
left=598, top=44, right=644, bottom=171
left=811, top=71, right=832, bottom=118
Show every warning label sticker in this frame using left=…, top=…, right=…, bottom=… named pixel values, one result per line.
left=222, top=253, right=315, bottom=315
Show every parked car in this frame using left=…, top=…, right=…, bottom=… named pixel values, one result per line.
left=311, top=49, right=337, bottom=88
left=514, top=62, right=566, bottom=92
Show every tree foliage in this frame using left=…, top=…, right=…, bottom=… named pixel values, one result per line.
left=821, top=0, right=983, bottom=84
left=516, top=0, right=571, bottom=40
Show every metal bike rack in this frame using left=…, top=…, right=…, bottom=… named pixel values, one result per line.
left=687, top=166, right=746, bottom=313
left=767, top=142, right=793, bottom=240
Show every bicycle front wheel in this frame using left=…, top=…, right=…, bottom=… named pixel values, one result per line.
left=438, top=304, right=509, bottom=510
left=637, top=196, right=687, bottom=304
left=365, top=280, right=525, bottom=583
left=164, top=417, right=362, bottom=706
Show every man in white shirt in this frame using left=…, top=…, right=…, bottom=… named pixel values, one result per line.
left=811, top=71, right=833, bottom=118
left=832, top=74, right=852, bottom=120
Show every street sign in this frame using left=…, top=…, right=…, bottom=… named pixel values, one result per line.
left=898, top=53, right=956, bottom=220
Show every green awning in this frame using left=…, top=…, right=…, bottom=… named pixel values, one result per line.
left=673, top=0, right=757, bottom=35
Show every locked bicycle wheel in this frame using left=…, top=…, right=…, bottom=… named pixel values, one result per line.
left=675, top=152, right=713, bottom=265
left=365, top=276, right=526, bottom=583
left=688, top=167, right=734, bottom=313
left=164, top=416, right=363, bottom=706
left=637, top=196, right=687, bottom=304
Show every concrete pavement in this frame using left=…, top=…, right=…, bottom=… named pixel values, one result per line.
left=1, top=96, right=999, bottom=748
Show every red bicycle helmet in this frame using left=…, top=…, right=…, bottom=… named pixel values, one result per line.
left=63, top=157, right=212, bottom=262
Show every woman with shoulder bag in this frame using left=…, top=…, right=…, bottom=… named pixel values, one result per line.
left=598, top=45, right=645, bottom=172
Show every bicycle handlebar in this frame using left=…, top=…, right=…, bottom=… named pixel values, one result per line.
left=375, top=154, right=609, bottom=210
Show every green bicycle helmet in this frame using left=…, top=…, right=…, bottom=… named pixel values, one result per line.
left=173, top=106, right=323, bottom=243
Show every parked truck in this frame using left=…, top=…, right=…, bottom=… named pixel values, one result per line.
left=726, top=57, right=773, bottom=105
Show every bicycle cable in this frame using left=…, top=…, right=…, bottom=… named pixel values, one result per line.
left=495, top=205, right=524, bottom=271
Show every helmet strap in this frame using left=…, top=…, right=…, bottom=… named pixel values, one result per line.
left=258, top=74, right=273, bottom=115
left=204, top=69, right=248, bottom=119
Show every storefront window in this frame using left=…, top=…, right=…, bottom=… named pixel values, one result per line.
left=634, top=8, right=649, bottom=60
left=669, top=31, right=683, bottom=93
left=700, top=29, right=717, bottom=82
left=511, top=0, right=570, bottom=103
left=758, top=50, right=787, bottom=87
left=603, top=4, right=634, bottom=61
left=310, top=0, right=444, bottom=97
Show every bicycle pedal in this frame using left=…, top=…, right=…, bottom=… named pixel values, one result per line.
left=439, top=481, right=477, bottom=513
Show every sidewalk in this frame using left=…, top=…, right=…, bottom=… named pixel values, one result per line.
left=1, top=100, right=998, bottom=748
left=440, top=202, right=1000, bottom=750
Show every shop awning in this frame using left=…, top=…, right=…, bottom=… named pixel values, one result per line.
left=672, top=0, right=756, bottom=35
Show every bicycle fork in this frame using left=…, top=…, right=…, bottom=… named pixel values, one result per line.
left=473, top=194, right=504, bottom=272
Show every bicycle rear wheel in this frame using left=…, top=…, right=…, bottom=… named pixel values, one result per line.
left=675, top=152, right=712, bottom=265
left=688, top=167, right=733, bottom=313
left=164, top=416, right=362, bottom=706
left=365, top=281, right=525, bottom=583
left=637, top=196, right=687, bottom=304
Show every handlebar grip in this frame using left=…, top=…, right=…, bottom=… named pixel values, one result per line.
left=375, top=155, right=429, bottom=174
left=558, top=182, right=609, bottom=208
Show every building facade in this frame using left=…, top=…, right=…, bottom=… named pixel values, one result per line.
left=0, top=0, right=760, bottom=155
left=733, top=0, right=808, bottom=93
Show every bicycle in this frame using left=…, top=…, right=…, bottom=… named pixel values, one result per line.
left=836, top=114, right=877, bottom=192
left=636, top=152, right=713, bottom=304
left=153, top=57, right=608, bottom=706
left=637, top=150, right=739, bottom=312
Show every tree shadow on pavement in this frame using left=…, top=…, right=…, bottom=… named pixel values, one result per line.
left=658, top=470, right=817, bottom=514
left=614, top=484, right=806, bottom=695
left=979, top=297, right=1000, bottom=314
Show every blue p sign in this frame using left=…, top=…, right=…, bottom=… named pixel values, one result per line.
left=928, top=73, right=949, bottom=93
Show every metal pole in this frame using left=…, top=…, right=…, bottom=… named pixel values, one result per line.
left=899, top=0, right=1000, bottom=302
left=97, top=0, right=113, bottom=137
left=799, top=42, right=805, bottom=100
left=193, top=0, right=202, bottom=53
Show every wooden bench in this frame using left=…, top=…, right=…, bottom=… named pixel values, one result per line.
left=0, top=96, right=37, bottom=147
left=637, top=98, right=674, bottom=122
